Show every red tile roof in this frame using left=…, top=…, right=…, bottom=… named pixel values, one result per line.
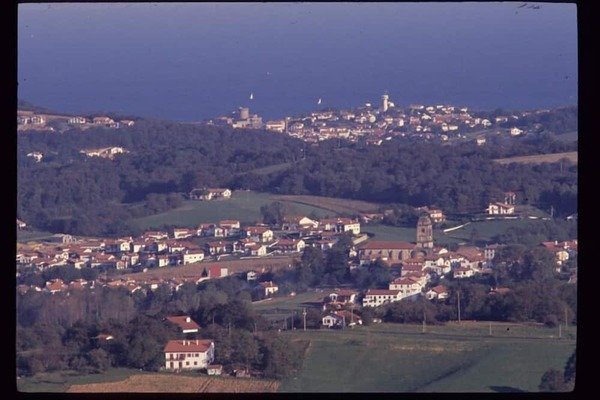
left=163, top=339, right=214, bottom=353
left=360, top=241, right=414, bottom=250
left=166, top=316, right=201, bottom=331
left=365, top=289, right=400, bottom=296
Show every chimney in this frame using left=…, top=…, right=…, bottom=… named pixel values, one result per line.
left=196, top=340, right=199, bottom=345
left=186, top=317, right=191, bottom=323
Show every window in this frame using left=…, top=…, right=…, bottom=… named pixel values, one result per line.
left=194, top=361, right=198, bottom=366
left=186, top=361, right=190, bottom=366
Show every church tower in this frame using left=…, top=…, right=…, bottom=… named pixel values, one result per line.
left=416, top=215, right=434, bottom=250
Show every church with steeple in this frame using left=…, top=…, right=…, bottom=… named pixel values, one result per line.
left=412, top=215, right=434, bottom=258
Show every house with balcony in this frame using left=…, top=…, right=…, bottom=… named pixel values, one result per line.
left=163, top=339, right=215, bottom=371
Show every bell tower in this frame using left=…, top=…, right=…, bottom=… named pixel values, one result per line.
left=416, top=215, right=434, bottom=250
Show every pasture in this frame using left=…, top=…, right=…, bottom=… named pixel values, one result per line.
left=442, top=219, right=557, bottom=242
left=279, top=322, right=576, bottom=392
left=128, top=191, right=335, bottom=231
left=493, top=151, right=577, bottom=165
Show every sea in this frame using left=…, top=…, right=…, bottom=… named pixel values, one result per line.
left=17, top=2, right=578, bottom=122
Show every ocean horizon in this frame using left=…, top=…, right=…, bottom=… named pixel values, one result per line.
left=18, top=2, right=578, bottom=122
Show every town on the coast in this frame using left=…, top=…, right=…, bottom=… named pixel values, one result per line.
left=16, top=94, right=577, bottom=388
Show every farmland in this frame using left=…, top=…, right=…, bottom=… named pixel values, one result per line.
left=66, top=373, right=280, bottom=393
left=493, top=151, right=577, bottom=165
left=128, top=191, right=337, bottom=231
left=17, top=322, right=575, bottom=393
left=279, top=322, right=576, bottom=392
left=272, top=194, right=383, bottom=215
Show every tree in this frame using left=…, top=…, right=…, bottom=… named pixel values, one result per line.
left=87, top=348, right=110, bottom=373
left=563, top=350, right=576, bottom=390
left=260, top=201, right=288, bottom=225
left=539, top=368, right=569, bottom=392
left=260, top=335, right=303, bottom=379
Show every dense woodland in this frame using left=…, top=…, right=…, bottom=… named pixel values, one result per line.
left=17, top=109, right=577, bottom=237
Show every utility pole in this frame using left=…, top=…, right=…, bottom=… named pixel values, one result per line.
left=559, top=323, right=562, bottom=339
left=457, top=291, right=461, bottom=324
left=422, top=311, right=426, bottom=334
left=565, top=307, right=568, bottom=333
left=291, top=312, right=294, bottom=330
left=489, top=321, right=492, bottom=336
left=303, top=307, right=307, bottom=331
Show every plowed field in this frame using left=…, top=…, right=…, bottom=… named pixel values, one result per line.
left=67, top=374, right=280, bottom=393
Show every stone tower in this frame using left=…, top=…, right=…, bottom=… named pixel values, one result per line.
left=416, top=215, right=434, bottom=250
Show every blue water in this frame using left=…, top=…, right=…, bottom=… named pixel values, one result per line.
left=18, top=2, right=578, bottom=122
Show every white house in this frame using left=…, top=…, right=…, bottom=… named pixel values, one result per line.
left=388, top=277, right=423, bottom=299
left=320, top=218, right=361, bottom=235
left=244, top=226, right=274, bottom=243
left=327, top=289, right=358, bottom=305
left=322, top=311, right=361, bottom=328
left=281, top=216, right=319, bottom=231
left=247, top=244, right=267, bottom=256
left=163, top=339, right=214, bottom=371
left=453, top=266, right=475, bottom=279
left=362, top=289, right=401, bottom=307
left=425, top=285, right=449, bottom=301
left=183, top=250, right=205, bottom=265
left=488, top=202, right=515, bottom=215
left=272, top=239, right=305, bottom=253
left=509, top=127, right=524, bottom=136
left=259, top=281, right=279, bottom=297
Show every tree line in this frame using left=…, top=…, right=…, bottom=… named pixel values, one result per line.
left=18, top=117, right=577, bottom=238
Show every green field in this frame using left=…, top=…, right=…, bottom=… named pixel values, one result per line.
left=442, top=219, right=555, bottom=242
left=17, top=230, right=59, bottom=243
left=253, top=290, right=326, bottom=312
left=16, top=368, right=146, bottom=393
left=129, top=191, right=335, bottom=231
left=362, top=220, right=542, bottom=246
left=279, top=323, right=576, bottom=392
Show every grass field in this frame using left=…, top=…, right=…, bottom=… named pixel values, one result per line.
left=362, top=219, right=556, bottom=246
left=18, top=322, right=575, bottom=393
left=17, top=368, right=146, bottom=392
left=442, top=219, right=556, bottom=242
left=129, top=191, right=336, bottom=231
left=493, top=151, right=577, bottom=165
left=16, top=230, right=58, bottom=243
left=279, top=322, right=576, bottom=393
left=553, top=131, right=578, bottom=143
left=272, top=195, right=383, bottom=215
left=252, top=290, right=326, bottom=312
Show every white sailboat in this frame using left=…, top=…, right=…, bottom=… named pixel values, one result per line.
left=317, top=98, right=322, bottom=105
left=249, top=92, right=254, bottom=100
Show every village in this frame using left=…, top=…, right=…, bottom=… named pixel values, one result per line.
left=18, top=94, right=545, bottom=154
left=208, top=93, right=545, bottom=145
left=16, top=187, right=578, bottom=303
left=16, top=184, right=578, bottom=375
